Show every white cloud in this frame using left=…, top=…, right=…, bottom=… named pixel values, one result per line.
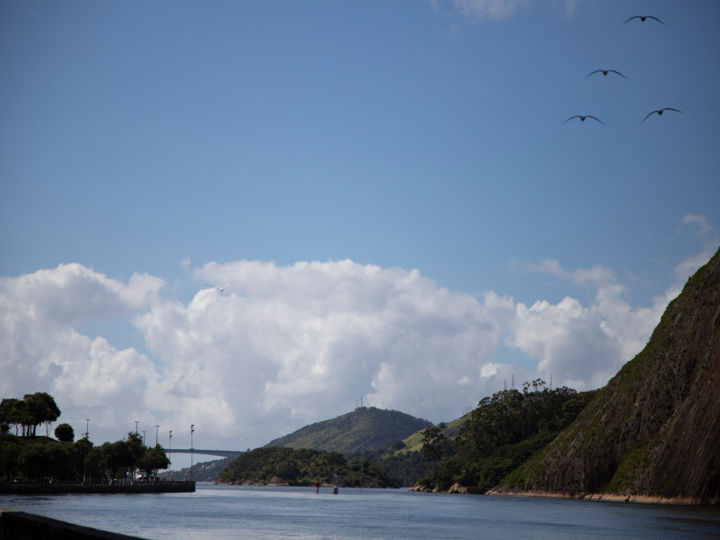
left=504, top=247, right=716, bottom=391
left=682, top=213, right=712, bottom=234
left=136, top=260, right=509, bottom=444
left=430, top=0, right=531, bottom=20
left=2, top=247, right=714, bottom=451
left=0, top=264, right=164, bottom=438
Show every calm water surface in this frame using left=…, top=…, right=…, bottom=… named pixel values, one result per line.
left=1, top=483, right=719, bottom=539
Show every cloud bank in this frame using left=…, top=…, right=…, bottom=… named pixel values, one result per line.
left=1, top=245, right=715, bottom=450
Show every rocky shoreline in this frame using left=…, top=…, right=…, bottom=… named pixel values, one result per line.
left=408, top=483, right=718, bottom=505
left=487, top=488, right=719, bottom=506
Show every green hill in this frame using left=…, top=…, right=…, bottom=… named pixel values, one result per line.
left=265, top=407, right=432, bottom=455
left=412, top=384, right=597, bottom=493
left=496, top=247, right=720, bottom=503
left=217, top=447, right=400, bottom=488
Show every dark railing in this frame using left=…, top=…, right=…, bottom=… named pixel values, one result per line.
left=0, top=480, right=195, bottom=495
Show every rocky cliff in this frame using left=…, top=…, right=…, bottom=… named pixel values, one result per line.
left=497, top=247, right=720, bottom=503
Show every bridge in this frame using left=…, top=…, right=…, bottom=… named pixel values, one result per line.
left=166, top=448, right=244, bottom=459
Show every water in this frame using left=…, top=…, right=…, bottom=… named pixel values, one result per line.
left=1, top=483, right=719, bottom=539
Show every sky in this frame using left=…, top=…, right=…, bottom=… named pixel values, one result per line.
left=1, top=0, right=719, bottom=465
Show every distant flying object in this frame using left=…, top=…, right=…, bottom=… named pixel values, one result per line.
left=641, top=108, right=682, bottom=122
left=586, top=69, right=626, bottom=79
left=564, top=115, right=604, bottom=124
left=624, top=15, right=664, bottom=24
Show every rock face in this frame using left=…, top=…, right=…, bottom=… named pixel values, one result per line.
left=498, top=248, right=720, bottom=503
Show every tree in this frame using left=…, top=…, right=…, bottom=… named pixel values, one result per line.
left=55, top=423, right=75, bottom=443
left=125, top=432, right=145, bottom=477
left=137, top=445, right=170, bottom=479
left=23, top=392, right=61, bottom=437
left=0, top=437, right=21, bottom=482
left=421, top=426, right=453, bottom=462
left=101, top=441, right=134, bottom=481
left=0, top=399, right=30, bottom=436
left=1, top=393, right=61, bottom=437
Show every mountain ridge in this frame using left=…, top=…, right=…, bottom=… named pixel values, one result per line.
left=495, top=247, right=720, bottom=503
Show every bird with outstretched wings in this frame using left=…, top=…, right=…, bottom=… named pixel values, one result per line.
left=641, top=108, right=682, bottom=122
left=564, top=115, right=605, bottom=124
left=586, top=69, right=626, bottom=79
left=624, top=15, right=664, bottom=24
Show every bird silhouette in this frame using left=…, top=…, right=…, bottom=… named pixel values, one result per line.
left=641, top=108, right=682, bottom=122
left=624, top=15, right=664, bottom=24
left=586, top=69, right=626, bottom=79
left=564, top=115, right=604, bottom=124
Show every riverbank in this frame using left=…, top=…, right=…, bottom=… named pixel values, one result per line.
left=409, top=483, right=719, bottom=506
left=485, top=487, right=720, bottom=506
left=0, top=480, right=195, bottom=495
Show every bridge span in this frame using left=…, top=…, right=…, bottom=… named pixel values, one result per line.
left=166, top=448, right=244, bottom=459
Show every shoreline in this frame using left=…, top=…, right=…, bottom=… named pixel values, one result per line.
left=485, top=488, right=719, bottom=506
left=0, top=480, right=195, bottom=495
left=410, top=483, right=718, bottom=506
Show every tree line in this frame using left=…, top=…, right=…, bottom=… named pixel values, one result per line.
left=0, top=392, right=170, bottom=484
left=417, top=380, right=598, bottom=492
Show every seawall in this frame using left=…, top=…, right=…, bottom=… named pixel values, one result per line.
left=0, top=480, right=195, bottom=495
left=0, top=509, right=143, bottom=539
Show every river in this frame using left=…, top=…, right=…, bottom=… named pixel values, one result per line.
left=1, top=483, right=719, bottom=539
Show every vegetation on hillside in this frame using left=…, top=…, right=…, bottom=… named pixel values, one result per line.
left=497, top=247, right=720, bottom=501
left=0, top=392, right=170, bottom=484
left=217, top=446, right=400, bottom=488
left=266, top=407, right=432, bottom=455
left=416, top=381, right=597, bottom=492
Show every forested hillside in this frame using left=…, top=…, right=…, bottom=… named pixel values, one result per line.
left=496, top=247, right=720, bottom=502
left=414, top=382, right=596, bottom=492
left=217, top=447, right=399, bottom=488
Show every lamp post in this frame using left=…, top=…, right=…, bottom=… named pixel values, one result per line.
left=190, top=424, right=195, bottom=480
left=82, top=418, right=91, bottom=484
left=142, top=430, right=146, bottom=446
left=168, top=430, right=173, bottom=466
left=155, top=425, right=160, bottom=446
left=134, top=420, right=139, bottom=435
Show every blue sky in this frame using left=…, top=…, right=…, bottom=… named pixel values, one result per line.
left=1, top=0, right=719, bottom=457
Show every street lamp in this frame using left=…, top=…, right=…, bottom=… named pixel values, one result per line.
left=168, top=430, right=173, bottom=465
left=155, top=425, right=160, bottom=446
left=134, top=420, right=139, bottom=434
left=142, top=430, right=146, bottom=446
left=190, top=424, right=195, bottom=480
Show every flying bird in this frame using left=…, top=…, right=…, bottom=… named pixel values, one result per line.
left=586, top=69, right=626, bottom=79
left=624, top=15, right=664, bottom=24
left=641, top=108, right=682, bottom=122
left=564, top=115, right=605, bottom=124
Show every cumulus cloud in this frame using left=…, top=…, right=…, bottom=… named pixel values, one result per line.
left=2, top=246, right=714, bottom=451
left=504, top=247, right=715, bottom=390
left=430, top=0, right=531, bottom=20
left=0, top=264, right=164, bottom=437
left=135, top=260, right=509, bottom=444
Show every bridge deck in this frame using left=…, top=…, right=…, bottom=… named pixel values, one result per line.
left=166, top=448, right=243, bottom=459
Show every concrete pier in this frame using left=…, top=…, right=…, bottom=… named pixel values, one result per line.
left=0, top=509, right=143, bottom=539
left=0, top=480, right=195, bottom=495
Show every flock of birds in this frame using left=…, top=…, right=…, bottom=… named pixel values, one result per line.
left=565, top=14, right=682, bottom=125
